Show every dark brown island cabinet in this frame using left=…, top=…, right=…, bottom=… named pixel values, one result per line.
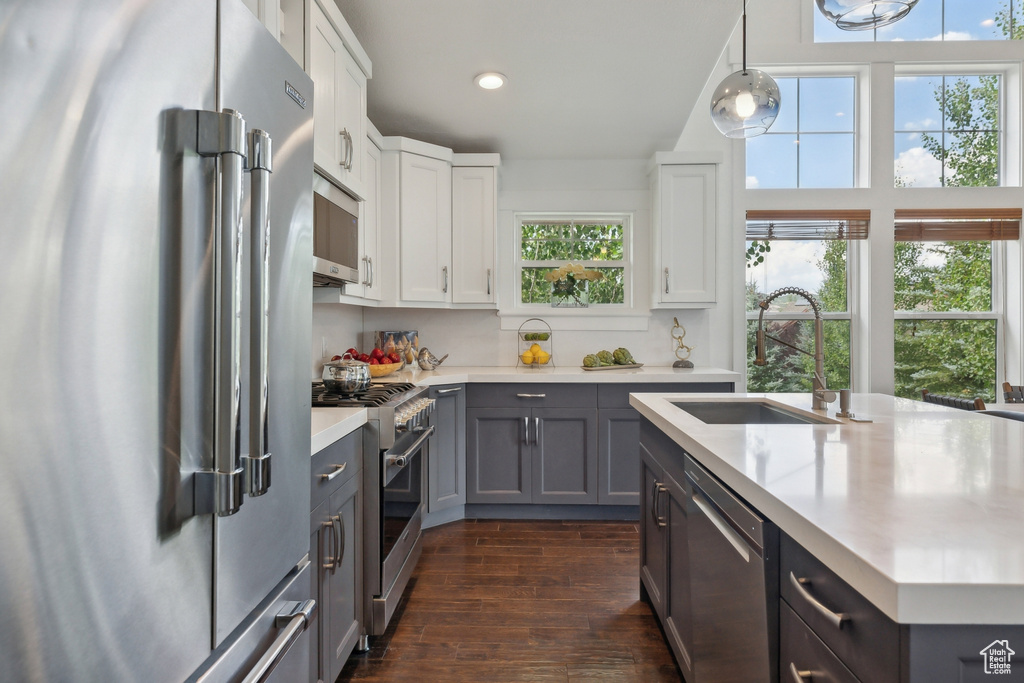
left=639, top=417, right=1024, bottom=683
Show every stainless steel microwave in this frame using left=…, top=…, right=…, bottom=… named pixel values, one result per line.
left=312, top=173, right=360, bottom=287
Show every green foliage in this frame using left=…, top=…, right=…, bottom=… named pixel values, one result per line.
left=745, top=240, right=771, bottom=268
left=919, top=75, right=1000, bottom=188
left=520, top=223, right=625, bottom=304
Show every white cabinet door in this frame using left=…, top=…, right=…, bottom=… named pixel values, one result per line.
left=360, top=137, right=382, bottom=301
left=309, top=0, right=366, bottom=200
left=655, top=164, right=717, bottom=305
left=451, top=166, right=496, bottom=305
left=239, top=0, right=279, bottom=41
left=400, top=153, right=452, bottom=303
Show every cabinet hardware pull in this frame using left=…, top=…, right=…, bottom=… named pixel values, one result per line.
left=486, top=268, right=491, bottom=295
left=331, top=515, right=342, bottom=573
left=690, top=488, right=750, bottom=563
left=335, top=513, right=345, bottom=572
left=320, top=462, right=348, bottom=481
left=789, top=572, right=848, bottom=629
left=652, top=482, right=668, bottom=528
left=362, top=256, right=370, bottom=286
left=321, top=520, right=335, bottom=569
left=436, top=387, right=462, bottom=394
left=523, top=417, right=529, bottom=444
left=533, top=417, right=539, bottom=446
left=339, top=129, right=353, bottom=170
left=664, top=267, right=670, bottom=294
left=442, top=265, right=449, bottom=293
left=788, top=663, right=813, bottom=682
left=367, top=256, right=374, bottom=288
left=516, top=393, right=546, bottom=398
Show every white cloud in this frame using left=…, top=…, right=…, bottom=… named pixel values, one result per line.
left=942, top=30, right=975, bottom=41
left=981, top=19, right=996, bottom=28
left=748, top=241, right=828, bottom=297
left=746, top=175, right=760, bottom=189
left=895, top=146, right=942, bottom=187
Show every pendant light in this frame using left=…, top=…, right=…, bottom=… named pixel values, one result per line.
left=816, top=0, right=919, bottom=31
left=709, top=0, right=780, bottom=138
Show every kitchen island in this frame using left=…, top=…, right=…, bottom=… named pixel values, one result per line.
left=631, top=391, right=1024, bottom=682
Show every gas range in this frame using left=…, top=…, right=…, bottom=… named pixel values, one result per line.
left=311, top=381, right=433, bottom=450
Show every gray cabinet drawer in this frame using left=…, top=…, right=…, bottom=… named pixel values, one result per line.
left=781, top=602, right=860, bottom=683
left=311, top=428, right=361, bottom=511
left=597, top=382, right=734, bottom=408
left=467, top=383, right=597, bottom=408
left=781, top=533, right=899, bottom=683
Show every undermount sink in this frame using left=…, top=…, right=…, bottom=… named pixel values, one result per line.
left=672, top=401, right=833, bottom=425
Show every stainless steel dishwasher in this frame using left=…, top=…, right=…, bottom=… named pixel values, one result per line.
left=685, top=454, right=779, bottom=683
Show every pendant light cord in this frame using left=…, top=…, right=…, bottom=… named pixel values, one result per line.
left=741, top=0, right=748, bottom=75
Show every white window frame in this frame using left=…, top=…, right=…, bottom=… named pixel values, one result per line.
left=893, top=239, right=1007, bottom=397
left=894, top=62, right=1020, bottom=188
left=750, top=65, right=870, bottom=188
left=512, top=212, right=634, bottom=312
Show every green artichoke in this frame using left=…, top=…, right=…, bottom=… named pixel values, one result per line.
left=612, top=347, right=636, bottom=365
left=597, top=350, right=615, bottom=366
left=583, top=354, right=600, bottom=368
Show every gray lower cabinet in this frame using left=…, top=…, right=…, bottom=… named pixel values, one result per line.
left=639, top=423, right=694, bottom=682
left=466, top=405, right=598, bottom=504
left=309, top=431, right=362, bottom=683
left=427, top=384, right=466, bottom=513
left=598, top=382, right=733, bottom=506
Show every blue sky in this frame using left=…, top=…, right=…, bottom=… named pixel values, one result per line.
left=813, top=0, right=1015, bottom=42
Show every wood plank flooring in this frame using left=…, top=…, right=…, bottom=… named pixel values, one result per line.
left=340, top=519, right=682, bottom=682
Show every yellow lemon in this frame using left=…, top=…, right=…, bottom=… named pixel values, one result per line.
left=521, top=351, right=535, bottom=364
left=530, top=343, right=542, bottom=354
left=534, top=350, right=551, bottom=364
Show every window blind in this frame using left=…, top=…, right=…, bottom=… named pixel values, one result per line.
left=894, top=208, right=1021, bottom=241
left=745, top=209, right=870, bottom=240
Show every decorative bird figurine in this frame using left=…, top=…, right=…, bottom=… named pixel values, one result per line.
left=417, top=347, right=449, bottom=370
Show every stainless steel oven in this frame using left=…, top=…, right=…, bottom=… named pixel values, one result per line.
left=311, top=381, right=434, bottom=641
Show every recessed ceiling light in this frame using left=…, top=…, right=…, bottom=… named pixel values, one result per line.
left=475, top=72, right=507, bottom=90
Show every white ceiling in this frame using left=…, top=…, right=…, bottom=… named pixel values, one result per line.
left=332, top=0, right=740, bottom=160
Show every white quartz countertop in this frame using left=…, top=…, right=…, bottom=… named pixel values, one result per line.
left=309, top=365, right=738, bottom=454
left=311, top=407, right=365, bottom=456
left=629, top=391, right=1024, bottom=625
left=374, top=364, right=739, bottom=385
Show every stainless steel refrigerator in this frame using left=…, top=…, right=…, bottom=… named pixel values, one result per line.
left=0, top=0, right=315, bottom=680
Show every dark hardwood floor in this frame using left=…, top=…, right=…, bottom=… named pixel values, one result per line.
left=340, top=519, right=682, bottom=682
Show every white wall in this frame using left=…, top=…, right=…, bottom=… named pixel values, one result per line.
left=311, top=303, right=363, bottom=379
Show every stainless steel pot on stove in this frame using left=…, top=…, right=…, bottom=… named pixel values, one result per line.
left=322, top=353, right=371, bottom=394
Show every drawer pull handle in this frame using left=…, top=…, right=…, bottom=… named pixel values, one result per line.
left=436, top=387, right=462, bottom=394
left=788, top=663, right=813, bottom=682
left=320, top=462, right=347, bottom=481
left=516, top=393, right=546, bottom=398
left=790, top=572, right=848, bottom=629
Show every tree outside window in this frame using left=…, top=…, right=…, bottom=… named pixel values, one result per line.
left=518, top=217, right=628, bottom=306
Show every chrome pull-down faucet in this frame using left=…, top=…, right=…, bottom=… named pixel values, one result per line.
left=754, top=286, right=837, bottom=411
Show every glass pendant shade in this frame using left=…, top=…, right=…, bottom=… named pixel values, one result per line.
left=710, top=69, right=781, bottom=138
left=816, top=0, right=919, bottom=30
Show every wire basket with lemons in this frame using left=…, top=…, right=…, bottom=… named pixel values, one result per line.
left=517, top=317, right=553, bottom=368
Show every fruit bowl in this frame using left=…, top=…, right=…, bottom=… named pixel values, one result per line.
left=370, top=361, right=403, bottom=377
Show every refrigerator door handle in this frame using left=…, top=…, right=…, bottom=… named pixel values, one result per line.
left=193, top=108, right=247, bottom=517
left=240, top=599, right=317, bottom=683
left=245, top=128, right=273, bottom=497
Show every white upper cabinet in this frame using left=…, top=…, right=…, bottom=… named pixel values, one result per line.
left=451, top=155, right=499, bottom=306
left=309, top=0, right=370, bottom=200
left=651, top=162, right=717, bottom=306
left=358, top=126, right=382, bottom=301
left=399, top=150, right=452, bottom=303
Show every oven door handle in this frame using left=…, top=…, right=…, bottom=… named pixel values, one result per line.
left=386, top=425, right=435, bottom=469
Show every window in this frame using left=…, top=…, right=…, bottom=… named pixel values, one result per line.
left=745, top=211, right=866, bottom=392
left=894, top=209, right=1020, bottom=403
left=746, top=77, right=856, bottom=189
left=815, top=0, right=1022, bottom=42
left=516, top=214, right=630, bottom=307
left=895, top=73, right=1002, bottom=187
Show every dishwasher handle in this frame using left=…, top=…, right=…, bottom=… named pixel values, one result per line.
left=689, top=482, right=751, bottom=563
